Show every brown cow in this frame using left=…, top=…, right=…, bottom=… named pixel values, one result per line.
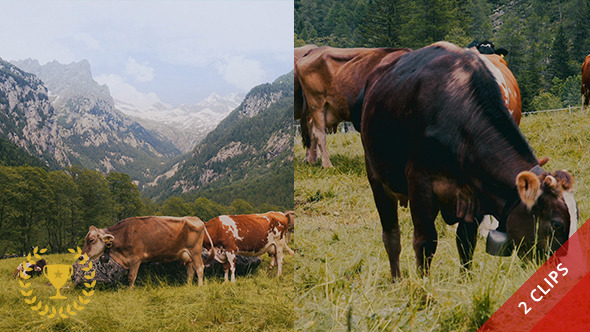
left=295, top=44, right=318, bottom=120
left=478, top=53, right=522, bottom=125
left=295, top=46, right=411, bottom=167
left=360, top=42, right=577, bottom=280
left=203, top=211, right=293, bottom=283
left=81, top=216, right=214, bottom=287
left=582, top=54, right=590, bottom=108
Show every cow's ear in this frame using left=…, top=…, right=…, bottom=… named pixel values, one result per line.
left=89, top=226, right=98, bottom=232
left=516, top=171, right=542, bottom=210
left=552, top=170, right=574, bottom=192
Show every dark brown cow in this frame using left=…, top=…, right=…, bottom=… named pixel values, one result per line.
left=203, top=211, right=293, bottom=283
left=81, top=216, right=213, bottom=287
left=582, top=54, right=590, bottom=108
left=295, top=46, right=411, bottom=167
left=360, top=42, right=576, bottom=280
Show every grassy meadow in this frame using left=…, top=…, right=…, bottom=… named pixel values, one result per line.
left=0, top=252, right=294, bottom=331
left=294, top=108, right=590, bottom=331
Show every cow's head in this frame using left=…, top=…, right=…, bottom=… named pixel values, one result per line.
left=81, top=226, right=115, bottom=260
left=498, top=170, right=577, bottom=257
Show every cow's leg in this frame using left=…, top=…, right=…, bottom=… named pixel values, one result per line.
left=193, top=254, right=205, bottom=286
left=223, top=262, right=230, bottom=283
left=226, top=252, right=237, bottom=283
left=309, top=106, right=333, bottom=168
left=367, top=172, right=402, bottom=280
left=268, top=244, right=277, bottom=270
left=304, top=110, right=319, bottom=164
left=456, top=220, right=478, bottom=270
left=127, top=260, right=141, bottom=287
left=276, top=245, right=284, bottom=278
left=407, top=168, right=439, bottom=276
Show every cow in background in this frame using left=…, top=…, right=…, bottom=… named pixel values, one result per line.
left=295, top=47, right=410, bottom=167
left=203, top=211, right=293, bottom=283
left=467, top=40, right=509, bottom=56
left=295, top=44, right=318, bottom=120
left=359, top=42, right=577, bottom=280
left=81, top=216, right=214, bottom=287
left=582, top=54, right=590, bottom=108
left=13, top=259, right=47, bottom=279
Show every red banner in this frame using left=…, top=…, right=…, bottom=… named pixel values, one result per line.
left=479, top=218, right=590, bottom=331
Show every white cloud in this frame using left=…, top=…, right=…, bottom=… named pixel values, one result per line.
left=125, top=57, right=154, bottom=83
left=217, top=56, right=266, bottom=91
left=95, top=73, right=161, bottom=109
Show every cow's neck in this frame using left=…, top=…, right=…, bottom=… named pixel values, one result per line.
left=102, top=227, right=129, bottom=269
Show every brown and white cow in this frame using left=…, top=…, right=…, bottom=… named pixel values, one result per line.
left=203, top=211, right=293, bottom=283
left=295, top=46, right=411, bottom=167
left=81, top=216, right=214, bottom=287
left=13, top=259, right=47, bottom=279
left=477, top=53, right=522, bottom=125
left=582, top=54, right=590, bottom=108
left=359, top=42, right=577, bottom=280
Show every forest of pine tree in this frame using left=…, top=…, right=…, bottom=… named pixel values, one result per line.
left=295, top=0, right=590, bottom=112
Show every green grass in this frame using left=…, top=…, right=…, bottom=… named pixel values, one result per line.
left=294, top=108, right=590, bottom=331
left=0, top=252, right=294, bottom=331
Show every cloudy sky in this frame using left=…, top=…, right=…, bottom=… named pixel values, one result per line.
left=0, top=0, right=293, bottom=107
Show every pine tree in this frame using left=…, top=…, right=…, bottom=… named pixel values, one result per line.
left=549, top=25, right=572, bottom=80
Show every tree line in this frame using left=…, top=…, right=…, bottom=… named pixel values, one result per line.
left=295, top=0, right=590, bottom=112
left=0, top=164, right=282, bottom=257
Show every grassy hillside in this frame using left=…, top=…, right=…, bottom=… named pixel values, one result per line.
left=295, top=108, right=590, bottom=331
left=1, top=253, right=294, bottom=331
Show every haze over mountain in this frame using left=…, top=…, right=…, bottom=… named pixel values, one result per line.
left=115, top=92, right=244, bottom=152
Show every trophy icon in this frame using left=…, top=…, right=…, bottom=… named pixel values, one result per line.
left=43, top=264, right=73, bottom=300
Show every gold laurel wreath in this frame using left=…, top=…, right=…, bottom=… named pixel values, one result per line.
left=18, top=246, right=96, bottom=319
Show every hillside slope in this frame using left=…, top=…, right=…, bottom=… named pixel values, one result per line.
left=147, top=72, right=294, bottom=208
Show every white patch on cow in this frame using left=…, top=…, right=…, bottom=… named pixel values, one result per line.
left=563, top=191, right=578, bottom=238
left=478, top=54, right=510, bottom=110
left=219, top=215, right=243, bottom=241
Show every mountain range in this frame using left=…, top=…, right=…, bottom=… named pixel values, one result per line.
left=115, top=92, right=243, bottom=152
left=7, top=58, right=180, bottom=184
left=145, top=72, right=294, bottom=208
left=1, top=57, right=294, bottom=208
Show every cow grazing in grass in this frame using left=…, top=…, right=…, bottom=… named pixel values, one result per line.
left=582, top=54, right=590, bottom=108
left=295, top=46, right=411, bottom=167
left=203, top=211, right=293, bottom=283
left=81, top=216, right=214, bottom=287
left=359, top=42, right=577, bottom=280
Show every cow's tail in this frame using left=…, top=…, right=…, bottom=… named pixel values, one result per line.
left=203, top=226, right=216, bottom=266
